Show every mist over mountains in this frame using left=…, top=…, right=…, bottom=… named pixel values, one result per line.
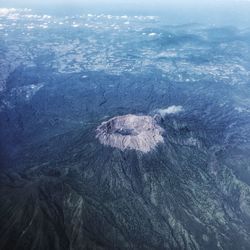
left=1, top=0, right=250, bottom=25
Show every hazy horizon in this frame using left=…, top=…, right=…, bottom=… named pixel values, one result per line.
left=1, top=0, right=250, bottom=26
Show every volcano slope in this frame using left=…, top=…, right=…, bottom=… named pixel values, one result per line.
left=1, top=11, right=250, bottom=250
left=1, top=68, right=250, bottom=250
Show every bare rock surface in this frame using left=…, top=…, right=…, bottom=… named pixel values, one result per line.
left=96, top=114, right=164, bottom=153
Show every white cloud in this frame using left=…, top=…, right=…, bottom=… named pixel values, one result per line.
left=157, top=105, right=184, bottom=117
left=148, top=32, right=157, bottom=36
left=0, top=8, right=16, bottom=16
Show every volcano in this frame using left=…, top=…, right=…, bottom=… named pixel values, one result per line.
left=1, top=8, right=250, bottom=250
left=96, top=114, right=164, bottom=153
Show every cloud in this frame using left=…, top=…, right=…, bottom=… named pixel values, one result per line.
left=156, top=105, right=184, bottom=117
left=1, top=0, right=246, bottom=7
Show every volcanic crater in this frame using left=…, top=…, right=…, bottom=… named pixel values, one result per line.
left=96, top=114, right=164, bottom=153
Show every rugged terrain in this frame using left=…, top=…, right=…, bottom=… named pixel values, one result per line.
left=1, top=8, right=250, bottom=250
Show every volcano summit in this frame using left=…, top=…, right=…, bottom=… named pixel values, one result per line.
left=96, top=114, right=164, bottom=153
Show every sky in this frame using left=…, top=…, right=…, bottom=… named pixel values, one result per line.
left=1, top=0, right=250, bottom=25
left=1, top=0, right=249, bottom=7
